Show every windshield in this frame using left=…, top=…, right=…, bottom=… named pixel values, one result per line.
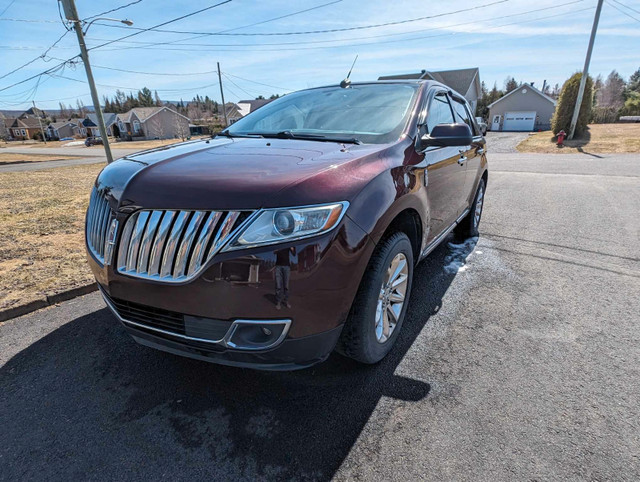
left=225, top=83, right=419, bottom=144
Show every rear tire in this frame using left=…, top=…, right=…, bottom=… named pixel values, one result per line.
left=336, top=232, right=414, bottom=364
left=455, top=178, right=485, bottom=238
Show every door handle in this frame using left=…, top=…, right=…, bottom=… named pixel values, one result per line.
left=458, top=149, right=467, bottom=165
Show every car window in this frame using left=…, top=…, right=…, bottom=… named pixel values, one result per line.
left=426, top=93, right=454, bottom=133
left=451, top=97, right=472, bottom=129
left=227, top=84, right=419, bottom=144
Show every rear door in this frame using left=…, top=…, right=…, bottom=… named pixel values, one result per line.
left=449, top=95, right=486, bottom=210
left=419, top=91, right=469, bottom=242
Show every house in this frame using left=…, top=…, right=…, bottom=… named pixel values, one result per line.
left=7, top=117, right=45, bottom=140
left=20, top=106, right=47, bottom=119
left=116, top=106, right=190, bottom=140
left=80, top=113, right=119, bottom=137
left=378, top=67, right=482, bottom=113
left=488, top=83, right=557, bottom=132
left=46, top=120, right=78, bottom=140
left=237, top=99, right=272, bottom=117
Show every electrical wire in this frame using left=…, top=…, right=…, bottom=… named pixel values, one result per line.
left=87, top=0, right=586, bottom=52
left=0, top=30, right=70, bottom=81
left=90, top=5, right=596, bottom=54
left=87, top=1, right=233, bottom=51
left=606, top=0, right=640, bottom=21
left=82, top=0, right=142, bottom=22
left=0, top=0, right=16, bottom=17
left=92, top=0, right=508, bottom=37
left=608, top=0, right=640, bottom=15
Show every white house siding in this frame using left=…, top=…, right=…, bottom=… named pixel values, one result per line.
left=489, top=86, right=556, bottom=132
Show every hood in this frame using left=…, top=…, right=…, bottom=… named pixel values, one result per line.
left=96, top=137, right=403, bottom=211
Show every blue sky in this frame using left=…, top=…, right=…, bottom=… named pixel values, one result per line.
left=1, top=0, right=639, bottom=110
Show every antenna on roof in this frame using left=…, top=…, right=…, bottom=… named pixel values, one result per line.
left=340, top=55, right=358, bottom=88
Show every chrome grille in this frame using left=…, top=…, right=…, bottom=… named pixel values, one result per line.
left=117, top=209, right=247, bottom=282
left=86, top=188, right=113, bottom=265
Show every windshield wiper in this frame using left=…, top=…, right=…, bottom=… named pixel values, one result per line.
left=215, top=131, right=263, bottom=139
left=247, top=130, right=362, bottom=145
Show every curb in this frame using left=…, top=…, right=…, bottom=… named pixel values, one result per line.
left=0, top=283, right=98, bottom=323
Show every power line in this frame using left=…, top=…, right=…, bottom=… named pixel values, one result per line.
left=606, top=0, right=640, bottom=20
left=92, top=0, right=508, bottom=38
left=82, top=0, right=142, bottom=21
left=221, top=72, right=259, bottom=98
left=608, top=0, right=640, bottom=15
left=0, top=30, right=71, bottom=81
left=87, top=1, right=233, bottom=51
left=91, top=4, right=595, bottom=54
left=88, top=0, right=586, bottom=52
left=49, top=73, right=220, bottom=93
left=0, top=0, right=16, bottom=17
left=222, top=72, right=292, bottom=92
left=88, top=0, right=345, bottom=54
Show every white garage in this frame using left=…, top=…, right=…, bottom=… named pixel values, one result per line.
left=488, top=83, right=557, bottom=132
left=503, top=111, right=536, bottom=131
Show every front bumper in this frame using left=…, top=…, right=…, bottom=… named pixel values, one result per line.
left=89, top=216, right=375, bottom=369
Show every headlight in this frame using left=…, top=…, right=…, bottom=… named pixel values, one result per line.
left=222, top=202, right=348, bottom=251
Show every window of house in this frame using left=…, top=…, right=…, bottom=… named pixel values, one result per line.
left=133, top=120, right=141, bottom=133
left=426, top=93, right=454, bottom=133
left=118, top=121, right=124, bottom=131
left=21, top=129, right=26, bottom=136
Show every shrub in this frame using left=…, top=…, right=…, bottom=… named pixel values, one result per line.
left=551, top=72, right=593, bottom=135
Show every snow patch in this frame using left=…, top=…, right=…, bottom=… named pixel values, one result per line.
left=62, top=140, right=85, bottom=147
left=444, top=237, right=478, bottom=274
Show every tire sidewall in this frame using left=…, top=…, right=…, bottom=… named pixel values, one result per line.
left=359, top=234, right=414, bottom=363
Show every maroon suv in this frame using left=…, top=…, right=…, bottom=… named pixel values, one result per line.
left=86, top=81, right=487, bottom=370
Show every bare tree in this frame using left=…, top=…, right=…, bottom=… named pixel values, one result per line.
left=596, top=70, right=626, bottom=109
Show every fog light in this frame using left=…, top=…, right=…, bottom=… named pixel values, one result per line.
left=225, top=320, right=290, bottom=351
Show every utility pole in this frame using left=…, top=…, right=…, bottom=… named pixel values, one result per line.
left=32, top=101, right=47, bottom=145
left=217, top=62, right=228, bottom=127
left=60, top=0, right=113, bottom=162
left=568, top=0, right=603, bottom=140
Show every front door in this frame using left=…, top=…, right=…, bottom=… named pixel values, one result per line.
left=420, top=91, right=469, bottom=242
left=491, top=114, right=501, bottom=131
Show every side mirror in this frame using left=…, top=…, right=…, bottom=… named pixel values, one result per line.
left=419, top=123, right=473, bottom=149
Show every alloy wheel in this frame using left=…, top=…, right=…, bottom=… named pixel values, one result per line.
left=375, top=252, right=408, bottom=343
left=474, top=185, right=484, bottom=229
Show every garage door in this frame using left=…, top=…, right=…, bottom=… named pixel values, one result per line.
left=503, top=111, right=536, bottom=131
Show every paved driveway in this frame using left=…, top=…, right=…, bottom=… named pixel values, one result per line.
left=1, top=153, right=639, bottom=481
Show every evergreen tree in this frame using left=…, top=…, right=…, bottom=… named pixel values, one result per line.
left=504, top=76, right=519, bottom=92
left=551, top=72, right=593, bottom=136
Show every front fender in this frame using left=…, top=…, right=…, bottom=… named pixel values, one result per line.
left=346, top=163, right=429, bottom=253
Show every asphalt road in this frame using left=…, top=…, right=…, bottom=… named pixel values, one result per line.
left=1, top=152, right=639, bottom=481
left=0, top=146, right=140, bottom=173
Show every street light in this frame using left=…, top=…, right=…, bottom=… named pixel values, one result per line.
left=83, top=17, right=134, bottom=34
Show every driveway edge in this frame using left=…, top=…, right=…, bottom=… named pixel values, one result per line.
left=0, top=283, right=98, bottom=322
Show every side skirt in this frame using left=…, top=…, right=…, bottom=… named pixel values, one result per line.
left=418, top=208, right=470, bottom=262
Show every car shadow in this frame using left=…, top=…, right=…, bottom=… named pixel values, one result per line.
left=1, top=235, right=476, bottom=480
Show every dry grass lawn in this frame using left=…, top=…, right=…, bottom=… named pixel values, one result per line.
left=0, top=163, right=103, bottom=310
left=0, top=152, right=75, bottom=165
left=517, top=124, right=640, bottom=154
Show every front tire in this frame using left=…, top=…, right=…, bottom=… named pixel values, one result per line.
left=336, top=232, right=414, bottom=364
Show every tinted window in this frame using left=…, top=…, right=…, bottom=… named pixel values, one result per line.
left=426, top=93, right=454, bottom=133
left=451, top=99, right=470, bottom=124
left=226, top=84, right=419, bottom=144
left=451, top=98, right=475, bottom=133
